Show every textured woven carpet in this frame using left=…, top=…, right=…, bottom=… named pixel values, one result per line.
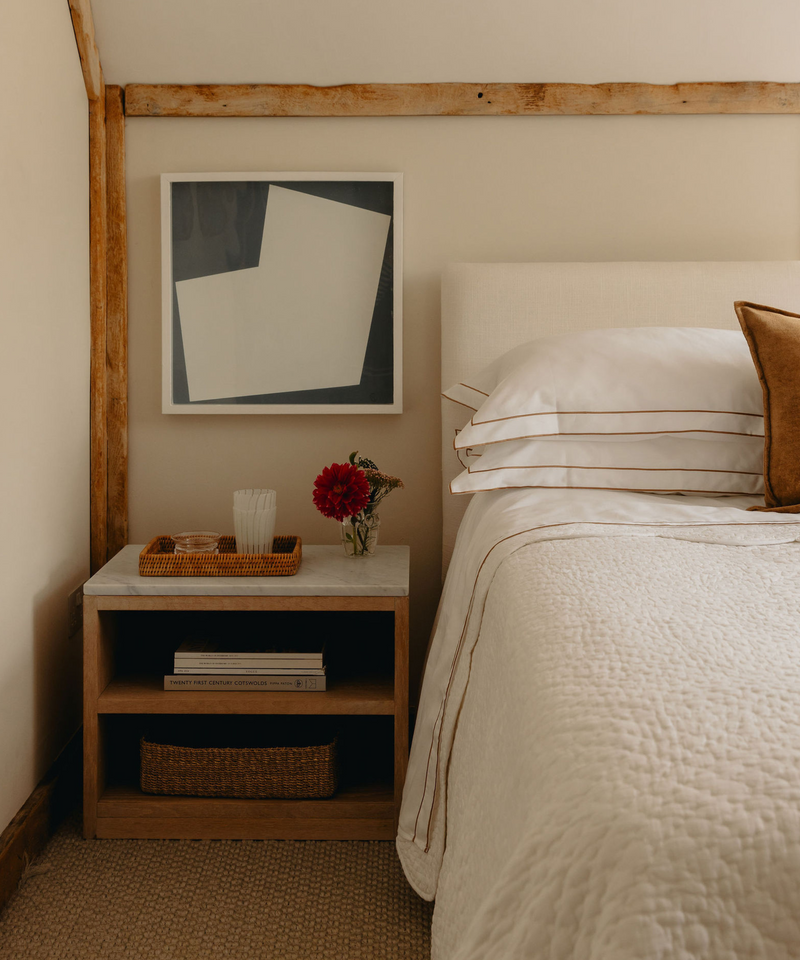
left=0, top=815, right=432, bottom=959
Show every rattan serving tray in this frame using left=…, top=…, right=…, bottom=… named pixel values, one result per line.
left=138, top=535, right=301, bottom=577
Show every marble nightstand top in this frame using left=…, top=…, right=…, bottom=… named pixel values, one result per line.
left=84, top=544, right=410, bottom=597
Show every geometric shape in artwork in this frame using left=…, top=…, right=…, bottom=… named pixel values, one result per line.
left=175, top=186, right=392, bottom=401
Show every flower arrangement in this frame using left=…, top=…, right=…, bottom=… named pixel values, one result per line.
left=313, top=452, right=404, bottom=557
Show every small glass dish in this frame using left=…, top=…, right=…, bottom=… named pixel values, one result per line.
left=171, top=531, right=221, bottom=555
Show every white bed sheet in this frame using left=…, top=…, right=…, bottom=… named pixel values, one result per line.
left=397, top=489, right=800, bottom=957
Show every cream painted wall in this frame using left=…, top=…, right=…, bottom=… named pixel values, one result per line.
left=0, top=1, right=90, bottom=831
left=92, top=0, right=800, bottom=85
left=125, top=113, right=800, bottom=686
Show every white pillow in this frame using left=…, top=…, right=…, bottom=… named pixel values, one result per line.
left=450, top=435, right=765, bottom=496
left=443, top=327, right=764, bottom=449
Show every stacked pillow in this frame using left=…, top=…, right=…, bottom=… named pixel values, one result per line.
left=735, top=301, right=800, bottom=512
left=444, top=326, right=766, bottom=497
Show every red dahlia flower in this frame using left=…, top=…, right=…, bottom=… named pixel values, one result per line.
left=312, top=462, right=371, bottom=522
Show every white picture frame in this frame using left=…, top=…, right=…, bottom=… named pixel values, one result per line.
left=161, top=172, right=402, bottom=414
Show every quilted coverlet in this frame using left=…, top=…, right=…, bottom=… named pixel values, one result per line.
left=397, top=489, right=800, bottom=959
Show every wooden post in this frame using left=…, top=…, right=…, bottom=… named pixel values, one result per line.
left=68, top=0, right=103, bottom=101
left=89, top=96, right=108, bottom=574
left=394, top=596, right=410, bottom=824
left=70, top=0, right=115, bottom=571
left=105, top=86, right=128, bottom=561
left=83, top=597, right=115, bottom=838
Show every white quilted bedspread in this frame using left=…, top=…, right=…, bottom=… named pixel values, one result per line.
left=397, top=489, right=800, bottom=959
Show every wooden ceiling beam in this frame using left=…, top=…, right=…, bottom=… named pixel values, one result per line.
left=68, top=0, right=104, bottom=100
left=124, top=81, right=800, bottom=118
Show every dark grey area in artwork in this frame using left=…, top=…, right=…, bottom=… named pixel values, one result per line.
left=170, top=180, right=395, bottom=407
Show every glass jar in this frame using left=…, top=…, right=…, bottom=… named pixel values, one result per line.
left=171, top=531, right=221, bottom=555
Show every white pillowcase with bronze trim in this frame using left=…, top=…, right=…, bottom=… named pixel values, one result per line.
left=450, top=436, right=765, bottom=496
left=444, top=327, right=764, bottom=449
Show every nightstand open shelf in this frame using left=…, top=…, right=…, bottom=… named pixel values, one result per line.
left=94, top=780, right=396, bottom=840
left=98, top=674, right=395, bottom=714
left=83, top=545, right=410, bottom=840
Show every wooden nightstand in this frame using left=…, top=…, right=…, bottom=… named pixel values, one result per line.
left=82, top=545, right=409, bottom=840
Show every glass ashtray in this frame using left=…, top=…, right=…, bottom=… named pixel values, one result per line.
left=171, top=531, right=221, bottom=555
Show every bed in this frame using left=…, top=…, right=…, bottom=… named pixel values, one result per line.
left=397, top=262, right=800, bottom=959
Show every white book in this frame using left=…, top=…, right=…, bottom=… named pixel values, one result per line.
left=173, top=658, right=321, bottom=671
left=172, top=665, right=326, bottom=676
left=164, top=674, right=327, bottom=691
left=174, top=639, right=324, bottom=661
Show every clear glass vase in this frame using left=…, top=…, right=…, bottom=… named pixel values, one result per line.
left=341, top=513, right=380, bottom=558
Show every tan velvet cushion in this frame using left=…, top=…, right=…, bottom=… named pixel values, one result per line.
left=735, top=300, right=800, bottom=513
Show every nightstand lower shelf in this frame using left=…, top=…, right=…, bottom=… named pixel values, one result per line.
left=96, top=782, right=396, bottom=839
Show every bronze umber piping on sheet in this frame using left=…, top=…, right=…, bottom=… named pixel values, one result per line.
left=457, top=382, right=489, bottom=396
left=467, top=464, right=763, bottom=476
left=449, top=482, right=765, bottom=496
left=471, top=408, right=765, bottom=426
left=440, top=393, right=478, bottom=411
left=440, top=384, right=488, bottom=400
left=453, top=430, right=766, bottom=450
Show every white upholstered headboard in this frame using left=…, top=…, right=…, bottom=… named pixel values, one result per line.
left=441, top=261, right=800, bottom=573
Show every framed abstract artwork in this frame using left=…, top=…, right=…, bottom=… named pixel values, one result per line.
left=161, top=172, right=402, bottom=413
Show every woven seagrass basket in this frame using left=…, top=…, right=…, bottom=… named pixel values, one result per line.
left=138, top=535, right=301, bottom=577
left=140, top=734, right=339, bottom=799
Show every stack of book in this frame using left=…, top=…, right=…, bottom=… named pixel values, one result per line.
left=164, top=640, right=326, bottom=691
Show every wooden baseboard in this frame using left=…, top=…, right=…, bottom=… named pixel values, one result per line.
left=0, top=731, right=81, bottom=913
